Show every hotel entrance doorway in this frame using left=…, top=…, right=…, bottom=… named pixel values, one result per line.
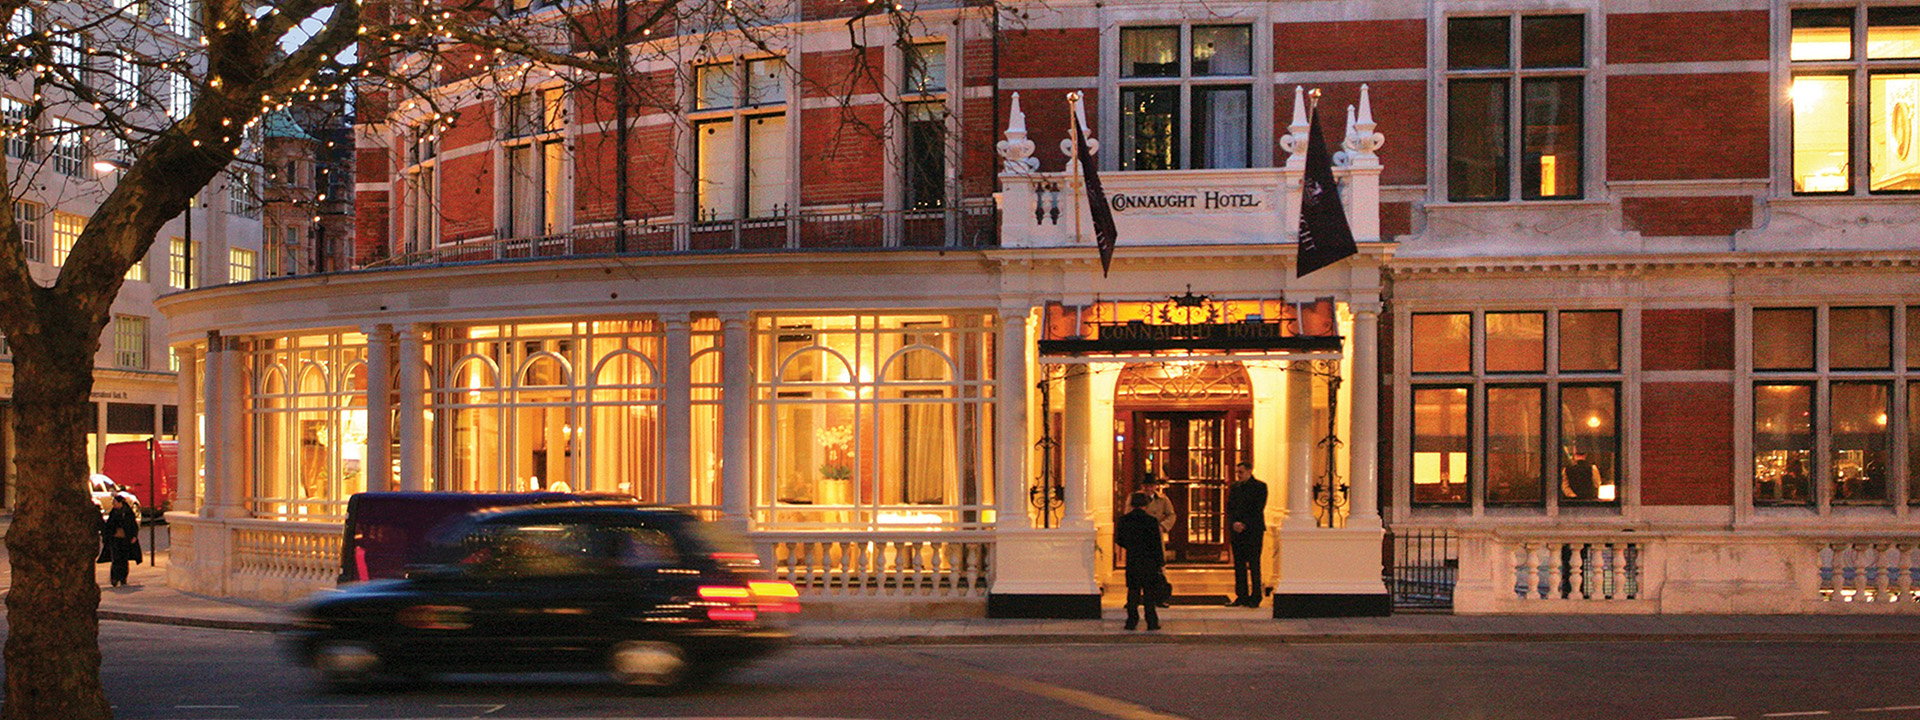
left=1112, top=362, right=1252, bottom=566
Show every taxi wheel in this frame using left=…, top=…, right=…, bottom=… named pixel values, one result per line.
left=607, top=640, right=688, bottom=692
left=312, top=640, right=382, bottom=691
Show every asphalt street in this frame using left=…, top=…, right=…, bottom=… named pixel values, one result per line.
left=20, top=620, right=1920, bottom=720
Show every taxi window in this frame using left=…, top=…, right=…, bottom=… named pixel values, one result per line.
left=456, top=522, right=601, bottom=578
left=602, top=526, right=682, bottom=569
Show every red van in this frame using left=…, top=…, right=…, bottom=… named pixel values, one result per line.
left=101, top=439, right=177, bottom=517
left=338, top=491, right=628, bottom=584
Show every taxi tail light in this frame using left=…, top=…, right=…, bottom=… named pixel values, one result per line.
left=697, top=585, right=752, bottom=601
left=706, top=607, right=758, bottom=622
left=748, top=580, right=801, bottom=613
left=698, top=585, right=758, bottom=621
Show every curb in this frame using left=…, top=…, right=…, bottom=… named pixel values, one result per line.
left=92, top=611, right=1920, bottom=646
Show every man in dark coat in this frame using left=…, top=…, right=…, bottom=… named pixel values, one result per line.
left=1224, top=461, right=1268, bottom=607
left=98, top=494, right=141, bottom=587
left=1114, top=493, right=1165, bottom=630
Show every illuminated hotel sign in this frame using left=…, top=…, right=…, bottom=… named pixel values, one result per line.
left=1038, top=292, right=1342, bottom=356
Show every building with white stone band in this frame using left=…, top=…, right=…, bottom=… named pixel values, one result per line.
left=161, top=0, right=1920, bottom=615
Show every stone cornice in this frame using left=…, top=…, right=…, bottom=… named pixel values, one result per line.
left=1389, top=251, right=1920, bottom=277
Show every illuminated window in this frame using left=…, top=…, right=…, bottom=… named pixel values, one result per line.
left=1791, top=5, right=1920, bottom=193
left=245, top=331, right=370, bottom=519
left=228, top=247, right=255, bottom=282
left=427, top=321, right=665, bottom=500
left=1751, top=305, right=1916, bottom=507
left=169, top=236, right=198, bottom=289
left=124, top=254, right=146, bottom=283
left=1445, top=14, right=1586, bottom=201
left=693, top=58, right=789, bottom=222
left=754, top=312, right=997, bottom=530
left=50, top=211, right=82, bottom=266
left=1117, top=25, right=1252, bottom=170
left=1406, top=309, right=1623, bottom=508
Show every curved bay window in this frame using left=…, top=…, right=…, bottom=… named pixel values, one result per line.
left=754, top=313, right=995, bottom=530
left=247, top=332, right=369, bottom=519
left=429, top=320, right=663, bottom=499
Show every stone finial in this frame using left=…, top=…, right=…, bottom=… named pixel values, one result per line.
left=1279, top=85, right=1310, bottom=161
left=997, top=92, right=1039, bottom=174
left=1342, top=83, right=1386, bottom=159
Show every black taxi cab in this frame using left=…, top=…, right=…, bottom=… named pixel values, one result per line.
left=287, top=502, right=797, bottom=691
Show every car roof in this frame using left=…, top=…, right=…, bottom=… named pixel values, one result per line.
left=467, top=501, right=693, bottom=524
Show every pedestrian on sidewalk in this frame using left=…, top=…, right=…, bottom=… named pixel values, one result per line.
left=1225, top=461, right=1267, bottom=608
left=1133, top=474, right=1177, bottom=608
left=98, top=494, right=141, bottom=587
left=1116, top=493, right=1165, bottom=631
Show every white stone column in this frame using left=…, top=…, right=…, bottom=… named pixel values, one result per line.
left=993, top=307, right=1030, bottom=529
left=661, top=314, right=693, bottom=505
left=204, top=333, right=247, bottom=518
left=174, top=344, right=199, bottom=514
left=396, top=324, right=428, bottom=492
left=1061, top=367, right=1091, bottom=529
left=719, top=313, right=752, bottom=523
left=361, top=324, right=394, bottom=492
left=1348, top=305, right=1383, bottom=528
left=1283, top=362, right=1317, bottom=530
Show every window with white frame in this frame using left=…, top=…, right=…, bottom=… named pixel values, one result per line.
left=1790, top=5, right=1920, bottom=193
left=98, top=54, right=137, bottom=108
left=228, top=247, right=255, bottom=282
left=3, top=97, right=32, bottom=160
left=164, top=71, right=190, bottom=120
left=50, top=211, right=82, bottom=266
left=112, top=315, right=147, bottom=369
left=169, top=236, right=197, bottom=288
left=227, top=167, right=256, bottom=216
left=402, top=125, right=438, bottom=249
left=124, top=252, right=146, bottom=282
left=903, top=42, right=949, bottom=211
left=1408, top=309, right=1623, bottom=508
left=159, top=0, right=191, bottom=34
left=1117, top=25, right=1253, bottom=171
left=693, top=58, right=789, bottom=221
left=754, top=312, right=997, bottom=530
left=1445, top=14, right=1587, bottom=201
left=6, top=6, right=34, bottom=61
left=48, top=117, right=84, bottom=176
left=501, top=89, right=565, bottom=238
left=1749, top=306, right=1920, bottom=507
left=12, top=201, right=42, bottom=262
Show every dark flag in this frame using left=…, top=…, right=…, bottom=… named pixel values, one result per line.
left=1296, top=103, right=1358, bottom=278
left=1069, top=100, right=1119, bottom=276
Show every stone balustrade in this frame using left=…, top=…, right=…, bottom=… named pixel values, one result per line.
left=759, top=531, right=993, bottom=600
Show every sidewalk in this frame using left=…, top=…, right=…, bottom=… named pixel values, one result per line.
left=63, top=552, right=1920, bottom=645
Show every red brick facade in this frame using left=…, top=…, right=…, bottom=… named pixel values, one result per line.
left=1640, top=381, right=1735, bottom=505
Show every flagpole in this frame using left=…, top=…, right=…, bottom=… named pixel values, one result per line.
left=1065, top=92, right=1086, bottom=247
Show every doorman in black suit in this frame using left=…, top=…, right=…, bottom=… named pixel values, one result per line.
left=1224, top=461, right=1268, bottom=607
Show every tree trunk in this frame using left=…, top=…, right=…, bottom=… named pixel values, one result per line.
left=3, top=307, right=113, bottom=720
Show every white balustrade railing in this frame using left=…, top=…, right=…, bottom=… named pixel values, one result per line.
left=758, top=532, right=993, bottom=599
left=1818, top=542, right=1920, bottom=604
left=229, top=519, right=341, bottom=591
left=1508, top=538, right=1646, bottom=601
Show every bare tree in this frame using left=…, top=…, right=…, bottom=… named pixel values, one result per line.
left=0, top=0, right=999, bottom=716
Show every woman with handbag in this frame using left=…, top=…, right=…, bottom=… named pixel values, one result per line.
left=98, top=494, right=141, bottom=587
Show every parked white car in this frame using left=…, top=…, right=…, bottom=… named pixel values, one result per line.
left=88, top=474, right=140, bottom=518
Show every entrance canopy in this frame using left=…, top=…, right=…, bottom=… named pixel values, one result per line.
left=1036, top=292, right=1344, bottom=364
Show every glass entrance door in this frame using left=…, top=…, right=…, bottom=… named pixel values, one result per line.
left=1124, top=411, right=1246, bottom=565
